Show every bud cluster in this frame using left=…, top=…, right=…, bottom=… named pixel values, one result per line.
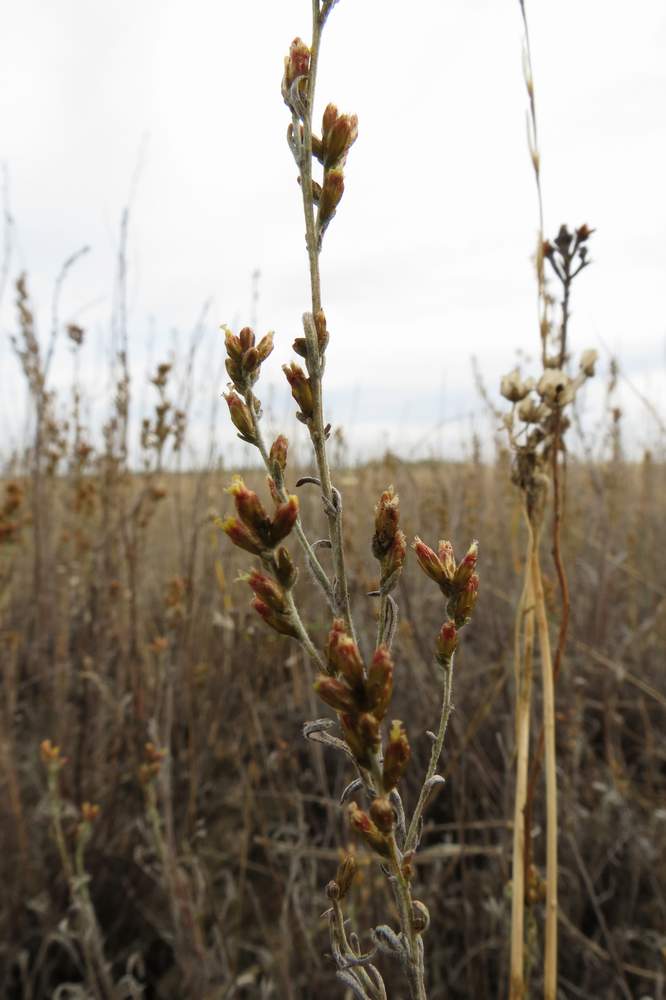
left=413, top=537, right=479, bottom=628
left=139, top=742, right=167, bottom=786
left=281, top=37, right=310, bottom=115
left=372, top=487, right=407, bottom=594
left=282, top=362, right=315, bottom=424
left=219, top=476, right=299, bottom=557
left=224, top=325, right=274, bottom=394
left=244, top=567, right=299, bottom=639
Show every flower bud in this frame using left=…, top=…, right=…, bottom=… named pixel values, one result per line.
left=81, top=802, right=101, bottom=824
left=435, top=620, right=458, bottom=664
left=274, top=545, right=298, bottom=590
left=335, top=853, right=358, bottom=898
left=413, top=537, right=447, bottom=588
left=448, top=573, right=479, bottom=627
left=369, top=796, right=395, bottom=834
left=218, top=517, right=264, bottom=556
left=255, top=331, right=274, bottom=362
left=251, top=597, right=299, bottom=638
left=372, top=487, right=400, bottom=559
left=314, top=675, right=358, bottom=714
left=269, top=495, right=299, bottom=545
left=348, top=802, right=390, bottom=857
left=224, top=392, right=255, bottom=441
left=381, top=529, right=406, bottom=591
left=318, top=168, right=345, bottom=229
left=383, top=720, right=411, bottom=791
left=245, top=569, right=287, bottom=614
left=283, top=37, right=310, bottom=91
left=453, top=540, right=478, bottom=590
left=365, top=646, right=393, bottom=721
left=226, top=476, right=272, bottom=541
left=323, top=112, right=359, bottom=169
left=437, top=541, right=457, bottom=583
left=322, top=102, right=338, bottom=137
left=269, top=434, right=288, bottom=474
left=326, top=618, right=348, bottom=675
left=283, top=362, right=315, bottom=422
left=330, top=633, right=365, bottom=690
left=314, top=309, right=329, bottom=353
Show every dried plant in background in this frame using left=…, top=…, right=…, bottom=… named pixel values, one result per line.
left=502, top=3, right=598, bottom=997
left=218, top=4, right=479, bottom=997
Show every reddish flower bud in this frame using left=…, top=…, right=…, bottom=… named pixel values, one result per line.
left=224, top=326, right=243, bottom=359
left=224, top=392, right=255, bottom=441
left=340, top=712, right=380, bottom=767
left=314, top=675, right=358, bottom=714
left=453, top=540, right=478, bottom=590
left=318, top=168, right=345, bottom=229
left=251, top=597, right=299, bottom=638
left=330, top=633, right=365, bottom=690
left=218, top=517, right=265, bottom=556
left=283, top=37, right=310, bottom=90
left=239, top=327, right=255, bottom=352
left=435, top=620, right=458, bottom=664
left=314, top=309, right=329, bottom=353
left=449, top=573, right=479, bottom=627
left=348, top=802, right=390, bottom=857
left=226, top=476, right=272, bottom=541
left=269, top=434, right=288, bottom=473
left=326, top=618, right=348, bottom=675
left=323, top=113, right=358, bottom=169
left=366, top=646, right=393, bottom=720
left=381, top=528, right=407, bottom=591
left=413, top=537, right=447, bottom=587
left=369, top=796, right=395, bottom=834
left=383, top=720, right=411, bottom=791
left=322, top=102, right=338, bottom=136
left=437, top=540, right=457, bottom=582
left=245, top=569, right=287, bottom=614
left=283, top=362, right=315, bottom=422
left=269, top=495, right=299, bottom=545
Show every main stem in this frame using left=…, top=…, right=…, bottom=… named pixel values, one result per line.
left=509, top=518, right=536, bottom=1000
left=531, top=541, right=558, bottom=1000
left=297, top=1, right=356, bottom=641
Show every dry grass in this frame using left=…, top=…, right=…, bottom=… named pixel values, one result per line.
left=1, top=428, right=664, bottom=997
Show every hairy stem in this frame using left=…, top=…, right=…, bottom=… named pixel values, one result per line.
left=404, top=657, right=455, bottom=854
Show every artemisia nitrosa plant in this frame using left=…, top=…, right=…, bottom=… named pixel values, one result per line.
left=217, top=4, right=478, bottom=998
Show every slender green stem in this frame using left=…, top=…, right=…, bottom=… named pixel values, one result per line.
left=404, top=658, right=454, bottom=854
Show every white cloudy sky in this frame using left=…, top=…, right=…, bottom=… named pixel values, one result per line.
left=1, top=0, right=665, bottom=463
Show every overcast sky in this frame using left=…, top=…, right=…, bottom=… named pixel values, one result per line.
left=1, top=0, right=665, bottom=463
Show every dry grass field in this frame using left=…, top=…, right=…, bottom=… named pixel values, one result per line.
left=1, top=414, right=664, bottom=996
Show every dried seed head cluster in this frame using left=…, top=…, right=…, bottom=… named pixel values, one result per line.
left=500, top=224, right=597, bottom=506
